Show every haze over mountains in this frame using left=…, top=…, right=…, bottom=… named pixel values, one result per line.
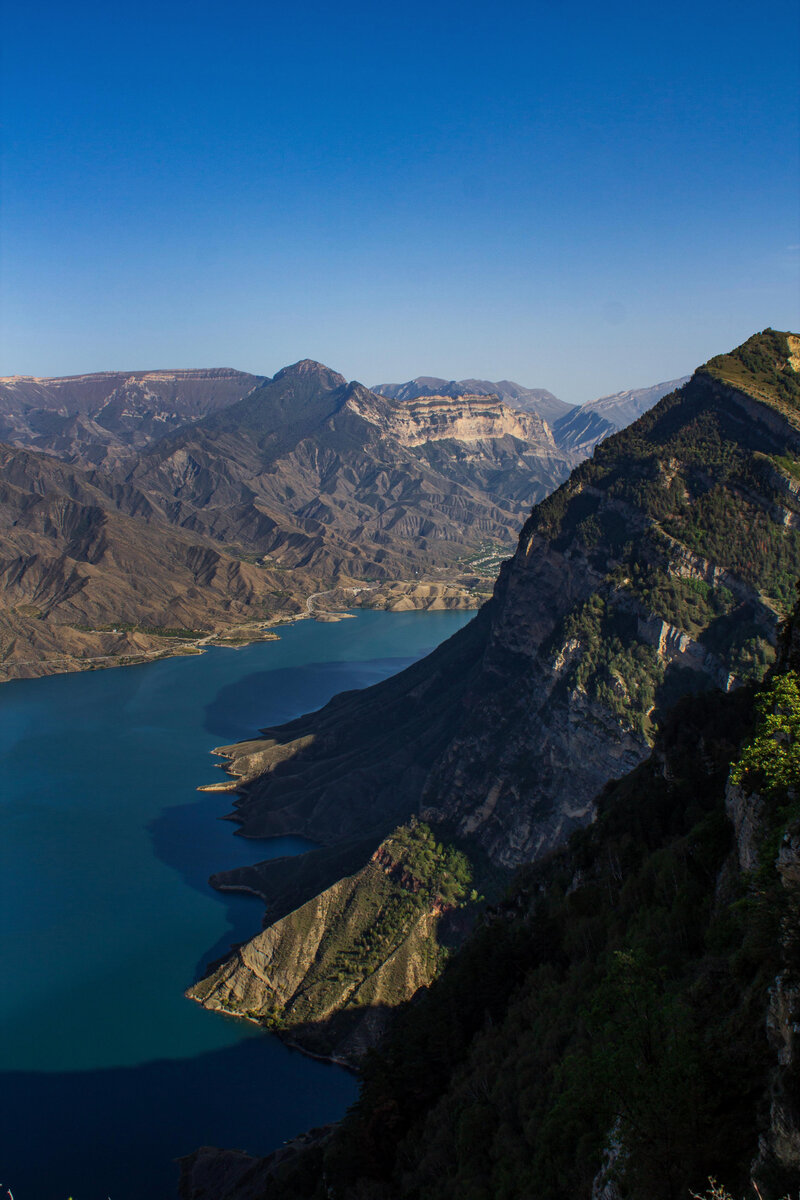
left=0, top=368, right=264, bottom=469
left=0, top=360, right=685, bottom=681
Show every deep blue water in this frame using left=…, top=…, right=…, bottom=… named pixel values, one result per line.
left=0, top=610, right=473, bottom=1199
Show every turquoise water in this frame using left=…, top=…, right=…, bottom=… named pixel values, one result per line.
left=0, top=610, right=473, bottom=1198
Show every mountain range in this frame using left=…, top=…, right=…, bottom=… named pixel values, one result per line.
left=179, top=329, right=800, bottom=1199
left=373, top=373, right=689, bottom=445
left=0, top=367, right=264, bottom=469
left=0, top=363, right=683, bottom=681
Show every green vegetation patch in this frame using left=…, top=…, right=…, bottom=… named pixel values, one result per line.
left=626, top=566, right=734, bottom=634
left=769, top=452, right=800, bottom=482
left=732, top=669, right=800, bottom=833
left=664, top=487, right=800, bottom=608
left=555, top=592, right=664, bottom=738
left=702, top=328, right=800, bottom=417
left=272, top=660, right=796, bottom=1200
left=72, top=622, right=208, bottom=638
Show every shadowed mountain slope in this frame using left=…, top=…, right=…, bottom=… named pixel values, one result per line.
left=181, top=330, right=800, bottom=1200
left=187, top=331, right=800, bottom=1062
left=186, top=597, right=800, bottom=1200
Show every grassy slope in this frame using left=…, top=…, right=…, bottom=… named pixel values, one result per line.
left=189, top=824, right=476, bottom=1061
left=701, top=328, right=800, bottom=420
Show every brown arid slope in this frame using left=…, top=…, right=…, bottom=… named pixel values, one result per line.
left=0, top=443, right=310, bottom=680
left=0, top=359, right=583, bottom=679
left=189, top=330, right=800, bottom=1055
left=123, top=361, right=574, bottom=575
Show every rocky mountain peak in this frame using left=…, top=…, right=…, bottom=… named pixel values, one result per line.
left=272, top=359, right=347, bottom=389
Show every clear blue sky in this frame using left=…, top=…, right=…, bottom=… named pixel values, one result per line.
left=2, top=0, right=798, bottom=403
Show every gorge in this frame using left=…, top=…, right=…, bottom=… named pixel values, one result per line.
left=0, top=364, right=682, bottom=683
left=4, top=331, right=799, bottom=1199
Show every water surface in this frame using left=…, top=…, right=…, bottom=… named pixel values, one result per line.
left=0, top=610, right=473, bottom=1198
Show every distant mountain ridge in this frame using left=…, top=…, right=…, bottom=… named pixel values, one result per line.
left=0, top=360, right=576, bottom=680
left=123, top=360, right=571, bottom=576
left=0, top=367, right=264, bottom=467
left=552, top=376, right=691, bottom=453
left=374, top=373, right=691, bottom=454
left=0, top=358, right=693, bottom=681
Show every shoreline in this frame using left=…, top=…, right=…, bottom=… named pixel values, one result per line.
left=184, top=986, right=360, bottom=1073
left=0, top=578, right=487, bottom=685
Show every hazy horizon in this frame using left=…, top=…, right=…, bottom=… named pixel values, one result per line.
left=0, top=355, right=698, bottom=409
left=2, top=0, right=798, bottom=405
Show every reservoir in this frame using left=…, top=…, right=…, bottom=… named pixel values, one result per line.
left=0, top=609, right=473, bottom=1198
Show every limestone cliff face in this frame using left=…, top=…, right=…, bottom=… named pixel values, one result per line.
left=347, top=391, right=557, bottom=449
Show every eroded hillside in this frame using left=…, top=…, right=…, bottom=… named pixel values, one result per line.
left=0, top=361, right=582, bottom=679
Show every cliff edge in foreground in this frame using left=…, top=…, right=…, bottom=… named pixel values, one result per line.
left=182, top=513, right=800, bottom=1200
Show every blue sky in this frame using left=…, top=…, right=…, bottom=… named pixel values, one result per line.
left=2, top=0, right=798, bottom=403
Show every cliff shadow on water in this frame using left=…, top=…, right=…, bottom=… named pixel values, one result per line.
left=146, top=788, right=318, bottom=981
left=0, top=1038, right=356, bottom=1200
left=200, top=654, right=426, bottom=743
